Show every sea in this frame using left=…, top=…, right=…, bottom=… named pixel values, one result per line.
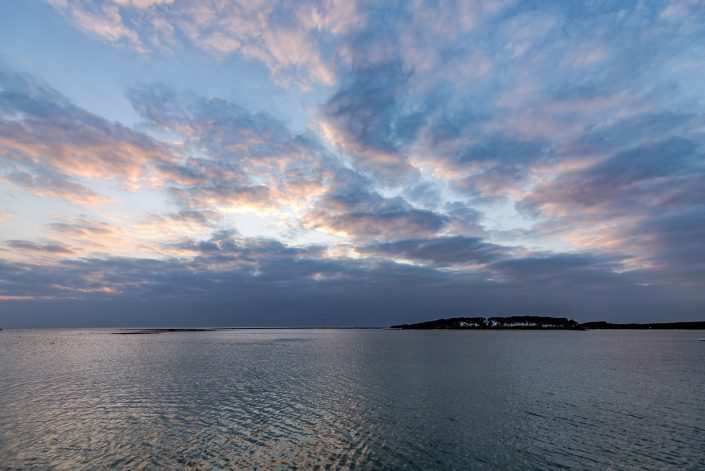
left=1, top=328, right=704, bottom=470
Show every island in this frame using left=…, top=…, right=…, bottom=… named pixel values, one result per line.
left=391, top=316, right=584, bottom=330
left=391, top=316, right=705, bottom=330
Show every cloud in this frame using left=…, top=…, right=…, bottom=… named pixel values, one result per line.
left=0, top=167, right=108, bottom=206
left=125, top=83, right=457, bottom=246
left=361, top=236, right=506, bottom=267
left=50, top=1, right=144, bottom=50
left=49, top=0, right=366, bottom=87
left=5, top=239, right=76, bottom=256
left=115, top=0, right=175, bottom=8
left=48, top=217, right=118, bottom=237
left=520, top=137, right=705, bottom=281
left=44, top=217, right=133, bottom=256
left=2, top=232, right=703, bottom=326
left=524, top=138, right=702, bottom=215
left=637, top=207, right=705, bottom=286
left=488, top=252, right=628, bottom=288
left=3, top=217, right=128, bottom=260
left=320, top=61, right=421, bottom=177
left=304, top=187, right=448, bottom=241
left=126, top=83, right=337, bottom=217
left=0, top=65, right=175, bottom=203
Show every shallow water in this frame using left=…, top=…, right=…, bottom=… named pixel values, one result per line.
left=1, top=329, right=704, bottom=470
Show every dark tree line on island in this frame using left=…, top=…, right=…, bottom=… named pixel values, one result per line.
left=391, top=316, right=705, bottom=330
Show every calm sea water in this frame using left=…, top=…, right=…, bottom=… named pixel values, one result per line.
left=1, top=329, right=704, bottom=470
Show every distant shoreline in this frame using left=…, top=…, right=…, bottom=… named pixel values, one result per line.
left=391, top=316, right=705, bottom=331
left=109, top=327, right=381, bottom=334
left=2, top=320, right=705, bottom=332
left=580, top=321, right=705, bottom=330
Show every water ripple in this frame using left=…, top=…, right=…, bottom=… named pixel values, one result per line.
left=1, top=329, right=704, bottom=469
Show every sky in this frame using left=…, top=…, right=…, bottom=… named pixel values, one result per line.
left=1, top=0, right=704, bottom=327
